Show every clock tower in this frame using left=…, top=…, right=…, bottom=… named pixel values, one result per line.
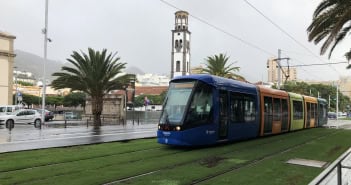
left=171, top=11, right=191, bottom=78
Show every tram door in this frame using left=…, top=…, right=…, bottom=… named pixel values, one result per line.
left=219, top=90, right=228, bottom=139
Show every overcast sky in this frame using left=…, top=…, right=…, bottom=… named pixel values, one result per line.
left=1, top=0, right=350, bottom=82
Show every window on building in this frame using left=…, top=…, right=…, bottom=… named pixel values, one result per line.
left=187, top=62, right=189, bottom=73
left=176, top=61, right=180, bottom=72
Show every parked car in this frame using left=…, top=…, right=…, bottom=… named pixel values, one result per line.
left=35, top=109, right=54, bottom=121
left=0, top=109, right=42, bottom=126
left=328, top=112, right=337, bottom=119
left=0, top=105, right=23, bottom=115
left=64, top=112, right=78, bottom=120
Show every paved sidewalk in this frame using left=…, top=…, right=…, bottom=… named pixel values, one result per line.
left=310, top=119, right=351, bottom=184
left=323, top=119, right=351, bottom=129
left=0, top=122, right=157, bottom=153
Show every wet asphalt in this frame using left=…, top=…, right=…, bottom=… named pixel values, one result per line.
left=1, top=119, right=350, bottom=154
left=0, top=120, right=157, bottom=153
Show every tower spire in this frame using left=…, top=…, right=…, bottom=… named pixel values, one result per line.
left=171, top=11, right=191, bottom=78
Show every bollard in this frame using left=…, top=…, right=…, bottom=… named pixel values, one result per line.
left=86, top=119, right=89, bottom=127
left=337, top=162, right=342, bottom=185
left=6, top=121, right=14, bottom=130
left=138, top=116, right=140, bottom=125
left=64, top=120, right=67, bottom=128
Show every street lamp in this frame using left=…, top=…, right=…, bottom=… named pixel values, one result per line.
left=41, top=0, right=49, bottom=125
left=13, top=66, right=18, bottom=105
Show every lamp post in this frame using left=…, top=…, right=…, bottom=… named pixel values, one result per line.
left=14, top=66, right=18, bottom=105
left=336, top=83, right=339, bottom=120
left=41, top=0, right=49, bottom=125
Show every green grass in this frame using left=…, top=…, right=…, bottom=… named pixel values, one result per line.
left=0, top=128, right=350, bottom=185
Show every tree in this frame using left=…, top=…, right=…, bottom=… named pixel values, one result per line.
left=203, top=53, right=245, bottom=81
left=346, top=49, right=351, bottom=69
left=281, top=81, right=351, bottom=112
left=46, top=96, right=63, bottom=107
left=63, top=92, right=86, bottom=107
left=307, top=0, right=351, bottom=59
left=51, top=48, right=132, bottom=126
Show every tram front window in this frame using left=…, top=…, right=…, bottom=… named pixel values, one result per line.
left=159, top=81, right=195, bottom=125
left=184, top=82, right=213, bottom=126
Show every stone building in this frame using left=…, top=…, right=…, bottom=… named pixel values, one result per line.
left=0, top=32, right=16, bottom=105
left=84, top=94, right=125, bottom=122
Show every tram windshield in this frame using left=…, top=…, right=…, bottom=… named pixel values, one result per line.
left=159, top=81, right=195, bottom=125
left=160, top=80, right=213, bottom=126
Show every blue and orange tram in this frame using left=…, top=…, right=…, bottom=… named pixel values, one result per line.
left=157, top=74, right=328, bottom=146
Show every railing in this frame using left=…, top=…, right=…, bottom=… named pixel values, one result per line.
left=310, top=148, right=351, bottom=185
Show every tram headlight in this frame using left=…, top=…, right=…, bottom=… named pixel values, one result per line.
left=176, top=126, right=181, bottom=131
left=158, top=125, right=161, bottom=130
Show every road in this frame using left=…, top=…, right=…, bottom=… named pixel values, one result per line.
left=0, top=121, right=157, bottom=153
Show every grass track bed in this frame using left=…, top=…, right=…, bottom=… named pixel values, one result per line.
left=0, top=128, right=350, bottom=185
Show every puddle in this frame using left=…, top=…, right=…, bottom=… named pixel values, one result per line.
left=286, top=158, right=327, bottom=168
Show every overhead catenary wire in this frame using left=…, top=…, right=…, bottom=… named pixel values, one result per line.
left=282, top=61, right=347, bottom=67
left=242, top=0, right=341, bottom=74
left=160, top=0, right=276, bottom=56
left=160, top=0, right=336, bottom=81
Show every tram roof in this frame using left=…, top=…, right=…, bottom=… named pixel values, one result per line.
left=172, top=74, right=257, bottom=94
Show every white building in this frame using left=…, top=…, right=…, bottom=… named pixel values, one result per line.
left=136, top=73, right=170, bottom=86
left=171, top=11, right=191, bottom=79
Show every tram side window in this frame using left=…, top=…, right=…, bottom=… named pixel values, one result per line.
left=281, top=99, right=289, bottom=131
left=319, top=104, right=327, bottom=118
left=293, top=100, right=303, bottom=120
left=273, top=98, right=281, bottom=121
left=230, top=93, right=256, bottom=123
left=184, top=82, right=213, bottom=126
left=311, top=103, right=316, bottom=118
left=264, top=97, right=273, bottom=133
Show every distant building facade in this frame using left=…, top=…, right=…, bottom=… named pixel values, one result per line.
left=171, top=11, right=191, bottom=79
left=339, top=76, right=351, bottom=99
left=301, top=76, right=351, bottom=100
left=14, top=70, right=36, bottom=85
left=0, top=32, right=16, bottom=105
left=191, top=65, right=204, bottom=74
left=267, top=58, right=297, bottom=84
left=135, top=73, right=170, bottom=86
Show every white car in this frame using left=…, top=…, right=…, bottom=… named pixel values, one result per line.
left=0, top=109, right=42, bottom=126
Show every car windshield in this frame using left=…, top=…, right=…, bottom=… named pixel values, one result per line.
left=0, top=107, right=6, bottom=113
left=159, top=81, right=195, bottom=125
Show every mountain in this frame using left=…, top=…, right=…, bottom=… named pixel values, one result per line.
left=14, top=50, right=64, bottom=82
left=125, top=66, right=145, bottom=75
left=14, top=50, right=145, bottom=83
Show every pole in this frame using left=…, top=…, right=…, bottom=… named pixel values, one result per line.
left=41, top=0, right=49, bottom=126
left=329, top=95, right=331, bottom=109
left=14, top=67, right=18, bottom=105
left=277, top=49, right=281, bottom=89
left=336, top=83, right=339, bottom=120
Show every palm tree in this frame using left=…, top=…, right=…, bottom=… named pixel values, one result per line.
left=51, top=48, right=133, bottom=126
left=203, top=53, right=245, bottom=81
left=307, top=0, right=351, bottom=59
left=346, top=49, right=351, bottom=69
